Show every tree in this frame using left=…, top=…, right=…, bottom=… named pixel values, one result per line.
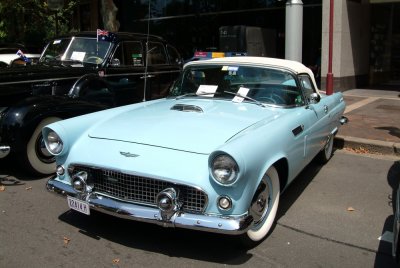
left=100, top=0, right=120, bottom=32
left=0, top=0, right=77, bottom=48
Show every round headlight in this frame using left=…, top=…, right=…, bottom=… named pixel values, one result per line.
left=211, top=154, right=239, bottom=185
left=47, top=131, right=63, bottom=155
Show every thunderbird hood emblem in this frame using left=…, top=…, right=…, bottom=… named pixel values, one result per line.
left=120, top=152, right=139, bottom=157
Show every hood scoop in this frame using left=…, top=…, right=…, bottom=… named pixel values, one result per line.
left=170, top=104, right=203, bottom=113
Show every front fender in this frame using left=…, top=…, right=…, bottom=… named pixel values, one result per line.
left=0, top=95, right=108, bottom=153
left=68, top=73, right=106, bottom=98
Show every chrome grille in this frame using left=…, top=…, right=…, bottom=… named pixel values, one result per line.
left=70, top=165, right=207, bottom=213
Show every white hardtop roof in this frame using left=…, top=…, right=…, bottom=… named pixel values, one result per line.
left=185, top=56, right=312, bottom=75
left=184, top=56, right=320, bottom=92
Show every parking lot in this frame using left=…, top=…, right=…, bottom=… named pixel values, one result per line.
left=1, top=149, right=399, bottom=267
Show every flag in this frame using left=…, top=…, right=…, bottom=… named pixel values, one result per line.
left=16, top=50, right=31, bottom=63
left=97, top=29, right=116, bottom=42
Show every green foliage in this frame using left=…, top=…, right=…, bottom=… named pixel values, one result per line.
left=0, top=0, right=77, bottom=48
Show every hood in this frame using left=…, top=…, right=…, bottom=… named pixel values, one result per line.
left=88, top=99, right=279, bottom=154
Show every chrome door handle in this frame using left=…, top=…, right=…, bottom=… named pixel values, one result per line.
left=324, top=105, right=328, bottom=114
left=140, top=74, right=155, bottom=79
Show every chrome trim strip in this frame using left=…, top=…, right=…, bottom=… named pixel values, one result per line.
left=0, top=76, right=82, bottom=86
left=0, top=145, right=10, bottom=158
left=68, top=163, right=209, bottom=213
left=0, top=70, right=181, bottom=86
left=46, top=177, right=252, bottom=235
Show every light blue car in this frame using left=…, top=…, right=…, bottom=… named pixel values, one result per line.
left=44, top=56, right=347, bottom=246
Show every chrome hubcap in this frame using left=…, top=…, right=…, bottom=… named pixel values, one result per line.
left=250, top=178, right=270, bottom=225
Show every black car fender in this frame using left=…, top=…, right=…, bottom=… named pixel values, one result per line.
left=1, top=95, right=108, bottom=153
left=68, top=73, right=111, bottom=98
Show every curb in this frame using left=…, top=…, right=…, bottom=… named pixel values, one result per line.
left=334, top=135, right=400, bottom=157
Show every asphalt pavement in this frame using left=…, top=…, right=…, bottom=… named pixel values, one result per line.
left=331, top=88, right=400, bottom=157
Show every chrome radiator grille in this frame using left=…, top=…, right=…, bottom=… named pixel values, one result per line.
left=71, top=165, right=207, bottom=213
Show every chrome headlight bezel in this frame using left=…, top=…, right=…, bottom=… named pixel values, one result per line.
left=45, top=130, right=64, bottom=155
left=210, top=154, right=239, bottom=186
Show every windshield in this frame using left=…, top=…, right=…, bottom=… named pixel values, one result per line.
left=169, top=64, right=305, bottom=107
left=40, top=37, right=112, bottom=65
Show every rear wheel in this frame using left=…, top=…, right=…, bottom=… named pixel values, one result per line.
left=21, top=117, right=61, bottom=176
left=317, top=134, right=334, bottom=164
left=240, top=166, right=280, bottom=247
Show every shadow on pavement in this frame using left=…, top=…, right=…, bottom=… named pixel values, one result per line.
left=58, top=209, right=253, bottom=265
left=277, top=156, right=324, bottom=220
left=0, top=156, right=45, bottom=181
left=374, top=160, right=400, bottom=268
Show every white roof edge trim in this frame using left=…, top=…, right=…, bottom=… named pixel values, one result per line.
left=184, top=56, right=320, bottom=93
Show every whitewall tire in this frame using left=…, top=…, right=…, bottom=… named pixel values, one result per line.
left=242, top=166, right=280, bottom=245
left=25, top=117, right=61, bottom=175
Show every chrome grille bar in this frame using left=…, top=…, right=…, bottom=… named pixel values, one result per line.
left=70, top=165, right=207, bottom=213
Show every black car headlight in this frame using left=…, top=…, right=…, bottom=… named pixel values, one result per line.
left=46, top=130, right=63, bottom=155
left=211, top=154, right=239, bottom=185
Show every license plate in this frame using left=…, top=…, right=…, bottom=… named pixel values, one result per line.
left=67, top=196, right=90, bottom=215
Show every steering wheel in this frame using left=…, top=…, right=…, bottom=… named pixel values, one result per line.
left=258, top=93, right=286, bottom=105
left=86, top=56, right=103, bottom=64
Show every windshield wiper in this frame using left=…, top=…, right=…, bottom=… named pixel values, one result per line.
left=223, top=91, right=267, bottom=107
left=61, top=59, right=83, bottom=65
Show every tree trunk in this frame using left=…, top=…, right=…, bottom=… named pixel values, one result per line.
left=100, top=0, right=120, bottom=32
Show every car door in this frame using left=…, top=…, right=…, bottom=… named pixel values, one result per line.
left=144, top=42, right=182, bottom=101
left=299, top=74, right=332, bottom=159
left=105, top=40, right=148, bottom=105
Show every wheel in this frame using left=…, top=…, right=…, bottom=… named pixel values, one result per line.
left=393, top=186, right=400, bottom=262
left=317, top=134, right=334, bottom=164
left=21, top=117, right=61, bottom=175
left=394, top=212, right=400, bottom=262
left=240, top=166, right=280, bottom=247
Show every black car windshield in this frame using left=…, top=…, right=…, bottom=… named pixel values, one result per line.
left=169, top=64, right=305, bottom=107
left=39, top=37, right=112, bottom=65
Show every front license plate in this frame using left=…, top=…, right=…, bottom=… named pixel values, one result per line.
left=67, top=196, right=90, bottom=215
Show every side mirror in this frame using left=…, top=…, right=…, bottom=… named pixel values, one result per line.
left=309, top=93, right=320, bottom=104
left=110, top=58, right=120, bottom=67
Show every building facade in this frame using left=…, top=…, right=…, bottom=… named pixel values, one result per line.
left=73, top=0, right=400, bottom=91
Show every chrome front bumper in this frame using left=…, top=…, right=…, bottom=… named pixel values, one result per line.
left=0, top=145, right=10, bottom=158
left=46, top=177, right=253, bottom=235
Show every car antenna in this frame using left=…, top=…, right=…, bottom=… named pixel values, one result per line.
left=96, top=29, right=101, bottom=69
left=143, top=0, right=151, bottom=102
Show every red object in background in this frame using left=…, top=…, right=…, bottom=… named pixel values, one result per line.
left=326, top=0, right=334, bottom=95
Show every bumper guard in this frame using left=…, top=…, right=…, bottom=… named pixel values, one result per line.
left=46, top=177, right=253, bottom=235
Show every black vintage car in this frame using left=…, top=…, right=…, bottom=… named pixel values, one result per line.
left=0, top=31, right=182, bottom=175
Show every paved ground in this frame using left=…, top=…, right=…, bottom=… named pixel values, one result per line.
left=332, top=88, right=400, bottom=156
left=1, top=150, right=399, bottom=267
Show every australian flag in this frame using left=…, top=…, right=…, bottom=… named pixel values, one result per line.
left=97, top=29, right=116, bottom=42
left=16, top=50, right=31, bottom=63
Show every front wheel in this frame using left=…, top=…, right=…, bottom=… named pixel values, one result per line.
left=240, top=166, right=280, bottom=247
left=20, top=117, right=61, bottom=176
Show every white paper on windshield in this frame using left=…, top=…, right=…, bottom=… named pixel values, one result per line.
left=196, top=85, right=218, bottom=97
left=71, top=51, right=86, bottom=61
left=232, top=87, right=250, bottom=103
